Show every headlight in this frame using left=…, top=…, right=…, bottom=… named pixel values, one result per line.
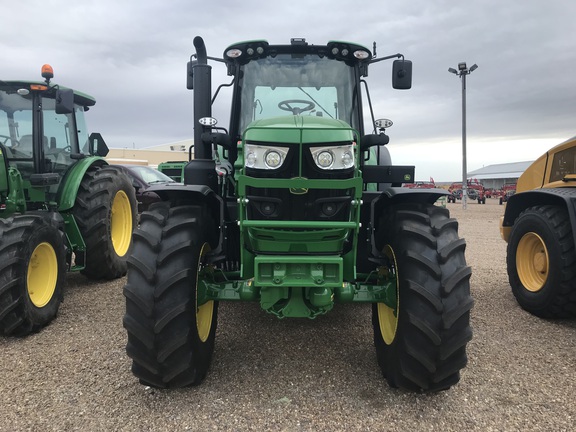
left=317, top=151, right=334, bottom=168
left=244, top=144, right=288, bottom=170
left=310, top=144, right=355, bottom=170
left=265, top=150, right=282, bottom=168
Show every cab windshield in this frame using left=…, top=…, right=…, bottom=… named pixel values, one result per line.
left=238, top=54, right=360, bottom=133
left=0, top=87, right=84, bottom=178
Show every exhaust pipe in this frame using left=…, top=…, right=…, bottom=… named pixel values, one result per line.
left=192, top=36, right=212, bottom=159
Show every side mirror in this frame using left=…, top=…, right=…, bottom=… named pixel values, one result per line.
left=392, top=59, right=412, bottom=90
left=360, top=133, right=389, bottom=151
left=186, top=60, right=197, bottom=90
left=55, top=88, right=74, bottom=114
left=88, top=132, right=109, bottom=157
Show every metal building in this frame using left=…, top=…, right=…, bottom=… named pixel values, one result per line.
left=468, top=161, right=533, bottom=190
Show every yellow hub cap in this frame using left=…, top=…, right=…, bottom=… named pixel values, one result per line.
left=28, top=242, right=58, bottom=308
left=378, top=245, right=399, bottom=345
left=517, top=232, right=549, bottom=292
left=111, top=190, right=133, bottom=257
left=196, top=243, right=214, bottom=342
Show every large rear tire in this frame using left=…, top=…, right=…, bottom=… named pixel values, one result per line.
left=73, top=165, right=137, bottom=279
left=372, top=203, right=473, bottom=392
left=0, top=216, right=66, bottom=336
left=506, top=205, right=576, bottom=318
left=123, top=201, right=218, bottom=388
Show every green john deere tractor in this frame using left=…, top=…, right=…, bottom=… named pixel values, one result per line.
left=123, top=37, right=473, bottom=392
left=0, top=65, right=137, bottom=336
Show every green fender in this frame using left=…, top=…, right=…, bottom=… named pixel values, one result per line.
left=56, top=157, right=108, bottom=211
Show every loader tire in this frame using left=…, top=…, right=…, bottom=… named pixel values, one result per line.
left=73, top=165, right=137, bottom=279
left=123, top=201, right=218, bottom=388
left=372, top=203, right=473, bottom=392
left=506, top=205, right=576, bottom=318
left=0, top=216, right=66, bottom=336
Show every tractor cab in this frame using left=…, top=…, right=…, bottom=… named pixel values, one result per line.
left=189, top=38, right=412, bottom=165
left=0, top=65, right=108, bottom=213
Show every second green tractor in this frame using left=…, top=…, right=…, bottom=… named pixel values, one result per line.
left=0, top=66, right=137, bottom=336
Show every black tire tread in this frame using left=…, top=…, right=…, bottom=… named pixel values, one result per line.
left=123, top=201, right=218, bottom=388
left=0, top=215, right=66, bottom=336
left=73, top=165, right=137, bottom=280
left=373, top=203, right=473, bottom=392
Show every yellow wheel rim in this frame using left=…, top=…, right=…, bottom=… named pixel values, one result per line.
left=517, top=232, right=549, bottom=292
left=111, top=190, right=133, bottom=257
left=377, top=245, right=399, bottom=345
left=196, top=243, right=214, bottom=342
left=27, top=242, right=58, bottom=308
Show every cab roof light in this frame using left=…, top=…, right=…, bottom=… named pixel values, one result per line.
left=327, top=42, right=372, bottom=62
left=224, top=41, right=269, bottom=63
left=353, top=50, right=370, bottom=60
left=226, top=48, right=243, bottom=58
left=41, top=64, right=54, bottom=84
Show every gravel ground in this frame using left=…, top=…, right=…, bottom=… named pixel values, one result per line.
left=1, top=199, right=575, bottom=431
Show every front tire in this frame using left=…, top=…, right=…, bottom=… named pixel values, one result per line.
left=506, top=205, right=576, bottom=318
left=372, top=203, right=473, bottom=392
left=0, top=216, right=66, bottom=336
left=123, top=201, right=218, bottom=388
left=73, top=165, right=137, bottom=279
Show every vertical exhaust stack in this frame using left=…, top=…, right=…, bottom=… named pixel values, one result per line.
left=192, top=36, right=212, bottom=160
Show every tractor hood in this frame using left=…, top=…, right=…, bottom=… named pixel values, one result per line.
left=243, top=115, right=355, bottom=144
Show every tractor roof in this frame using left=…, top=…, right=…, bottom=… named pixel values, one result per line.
left=0, top=80, right=96, bottom=107
left=223, top=39, right=373, bottom=68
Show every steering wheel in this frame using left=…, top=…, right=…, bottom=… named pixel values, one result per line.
left=0, top=134, right=18, bottom=147
left=278, top=99, right=316, bottom=115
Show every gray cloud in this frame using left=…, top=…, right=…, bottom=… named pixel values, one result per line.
left=2, top=0, right=575, bottom=180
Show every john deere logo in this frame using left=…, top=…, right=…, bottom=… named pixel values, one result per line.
left=290, top=177, right=308, bottom=195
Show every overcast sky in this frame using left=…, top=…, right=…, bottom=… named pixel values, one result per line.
left=3, top=0, right=575, bottom=181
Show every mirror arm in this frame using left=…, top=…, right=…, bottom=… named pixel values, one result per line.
left=369, top=53, right=403, bottom=65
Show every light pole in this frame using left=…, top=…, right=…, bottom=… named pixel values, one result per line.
left=449, top=62, right=477, bottom=210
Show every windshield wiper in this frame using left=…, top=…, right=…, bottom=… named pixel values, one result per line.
left=298, top=87, right=335, bottom=119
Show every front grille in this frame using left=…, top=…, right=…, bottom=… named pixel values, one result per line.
left=246, top=187, right=353, bottom=221
left=244, top=141, right=355, bottom=222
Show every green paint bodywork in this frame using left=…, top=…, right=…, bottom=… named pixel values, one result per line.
left=56, top=157, right=107, bottom=211
left=0, top=147, right=105, bottom=272
left=198, top=267, right=398, bottom=319
left=244, top=116, right=355, bottom=144
left=61, top=212, right=86, bottom=271
left=173, top=40, right=417, bottom=320
left=193, top=117, right=399, bottom=318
